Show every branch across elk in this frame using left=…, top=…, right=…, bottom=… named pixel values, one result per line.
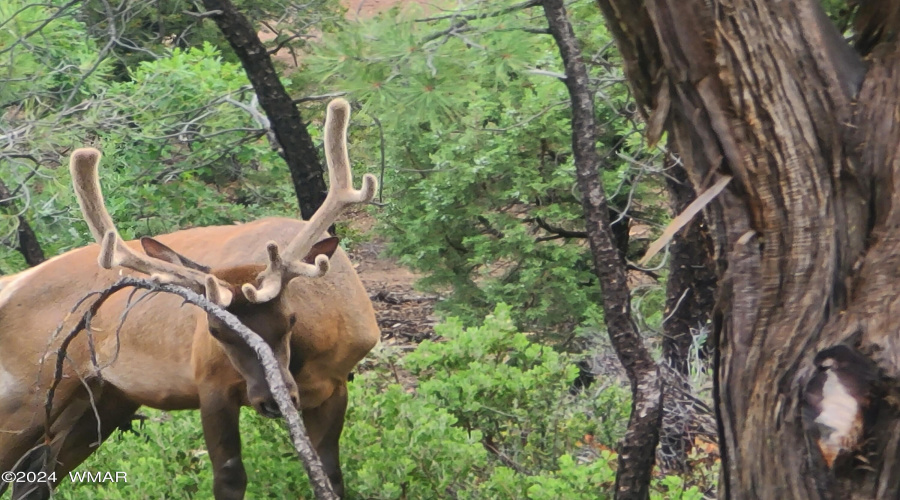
left=0, top=99, right=380, bottom=499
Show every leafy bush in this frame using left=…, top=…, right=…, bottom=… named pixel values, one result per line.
left=65, top=306, right=707, bottom=499
left=404, top=304, right=613, bottom=472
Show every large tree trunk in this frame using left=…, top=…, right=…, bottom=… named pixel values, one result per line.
left=594, top=0, right=900, bottom=498
left=542, top=2, right=662, bottom=498
left=199, top=0, right=328, bottom=219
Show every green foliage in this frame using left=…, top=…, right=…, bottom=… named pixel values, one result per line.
left=0, top=38, right=299, bottom=271
left=1, top=3, right=711, bottom=498
left=0, top=1, right=113, bottom=265
left=65, top=307, right=707, bottom=499
left=342, top=383, right=488, bottom=498
left=56, top=408, right=313, bottom=499
left=306, top=1, right=668, bottom=334
left=405, top=305, right=600, bottom=471
left=819, top=0, right=852, bottom=31
left=0, top=1, right=111, bottom=107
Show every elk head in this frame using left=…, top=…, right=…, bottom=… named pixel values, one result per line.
left=68, top=98, right=376, bottom=419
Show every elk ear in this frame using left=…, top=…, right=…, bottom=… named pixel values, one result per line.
left=302, top=237, right=340, bottom=264
left=140, top=237, right=212, bottom=273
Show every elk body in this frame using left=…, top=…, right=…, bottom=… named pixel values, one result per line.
left=0, top=99, right=379, bottom=499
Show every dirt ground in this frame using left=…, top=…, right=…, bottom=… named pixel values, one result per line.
left=342, top=0, right=437, bottom=19
left=343, top=209, right=439, bottom=343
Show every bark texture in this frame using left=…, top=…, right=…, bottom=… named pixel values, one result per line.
left=542, top=2, right=662, bottom=498
left=200, top=0, right=328, bottom=219
left=0, top=179, right=45, bottom=267
left=594, top=0, right=900, bottom=498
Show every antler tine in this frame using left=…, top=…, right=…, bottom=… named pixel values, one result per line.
left=285, top=98, right=377, bottom=261
left=69, top=148, right=234, bottom=306
left=243, top=98, right=376, bottom=303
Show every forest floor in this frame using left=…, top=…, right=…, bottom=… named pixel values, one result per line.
left=343, top=209, right=440, bottom=345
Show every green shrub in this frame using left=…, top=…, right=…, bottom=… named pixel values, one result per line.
left=404, top=304, right=607, bottom=472
left=63, top=306, right=709, bottom=499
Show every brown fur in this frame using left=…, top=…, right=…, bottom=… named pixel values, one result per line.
left=0, top=218, right=379, bottom=498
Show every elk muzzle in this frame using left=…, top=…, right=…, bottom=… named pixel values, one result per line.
left=246, top=364, right=300, bottom=419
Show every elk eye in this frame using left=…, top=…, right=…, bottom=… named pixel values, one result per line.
left=288, top=314, right=298, bottom=328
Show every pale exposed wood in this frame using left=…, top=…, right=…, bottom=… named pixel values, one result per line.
left=638, top=175, right=731, bottom=266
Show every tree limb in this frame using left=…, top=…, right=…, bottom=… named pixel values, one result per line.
left=0, top=178, right=44, bottom=266
left=533, top=216, right=588, bottom=239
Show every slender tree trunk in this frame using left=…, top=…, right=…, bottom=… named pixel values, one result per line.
left=542, top=2, right=662, bottom=498
left=199, top=0, right=328, bottom=219
left=0, top=179, right=45, bottom=267
left=662, top=158, right=715, bottom=373
left=592, top=0, right=900, bottom=498
left=657, top=155, right=717, bottom=472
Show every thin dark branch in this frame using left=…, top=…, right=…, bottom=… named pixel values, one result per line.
left=419, top=0, right=542, bottom=45
left=292, top=91, right=348, bottom=104
left=534, top=216, right=587, bottom=239
left=0, top=0, right=80, bottom=57
left=477, top=215, right=505, bottom=239
left=371, top=114, right=386, bottom=203
left=0, top=178, right=44, bottom=266
left=266, top=33, right=310, bottom=55
left=416, top=0, right=541, bottom=23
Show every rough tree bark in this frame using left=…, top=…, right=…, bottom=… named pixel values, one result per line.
left=541, top=2, right=662, bottom=498
left=199, top=0, right=328, bottom=219
left=0, top=179, right=45, bottom=267
left=594, top=0, right=900, bottom=498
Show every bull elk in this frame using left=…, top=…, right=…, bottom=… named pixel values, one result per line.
left=0, top=99, right=380, bottom=499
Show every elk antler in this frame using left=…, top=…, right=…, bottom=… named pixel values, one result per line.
left=69, top=148, right=234, bottom=306
left=242, top=98, right=377, bottom=303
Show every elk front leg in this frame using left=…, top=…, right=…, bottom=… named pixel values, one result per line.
left=199, top=389, right=246, bottom=500
left=302, top=382, right=348, bottom=498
